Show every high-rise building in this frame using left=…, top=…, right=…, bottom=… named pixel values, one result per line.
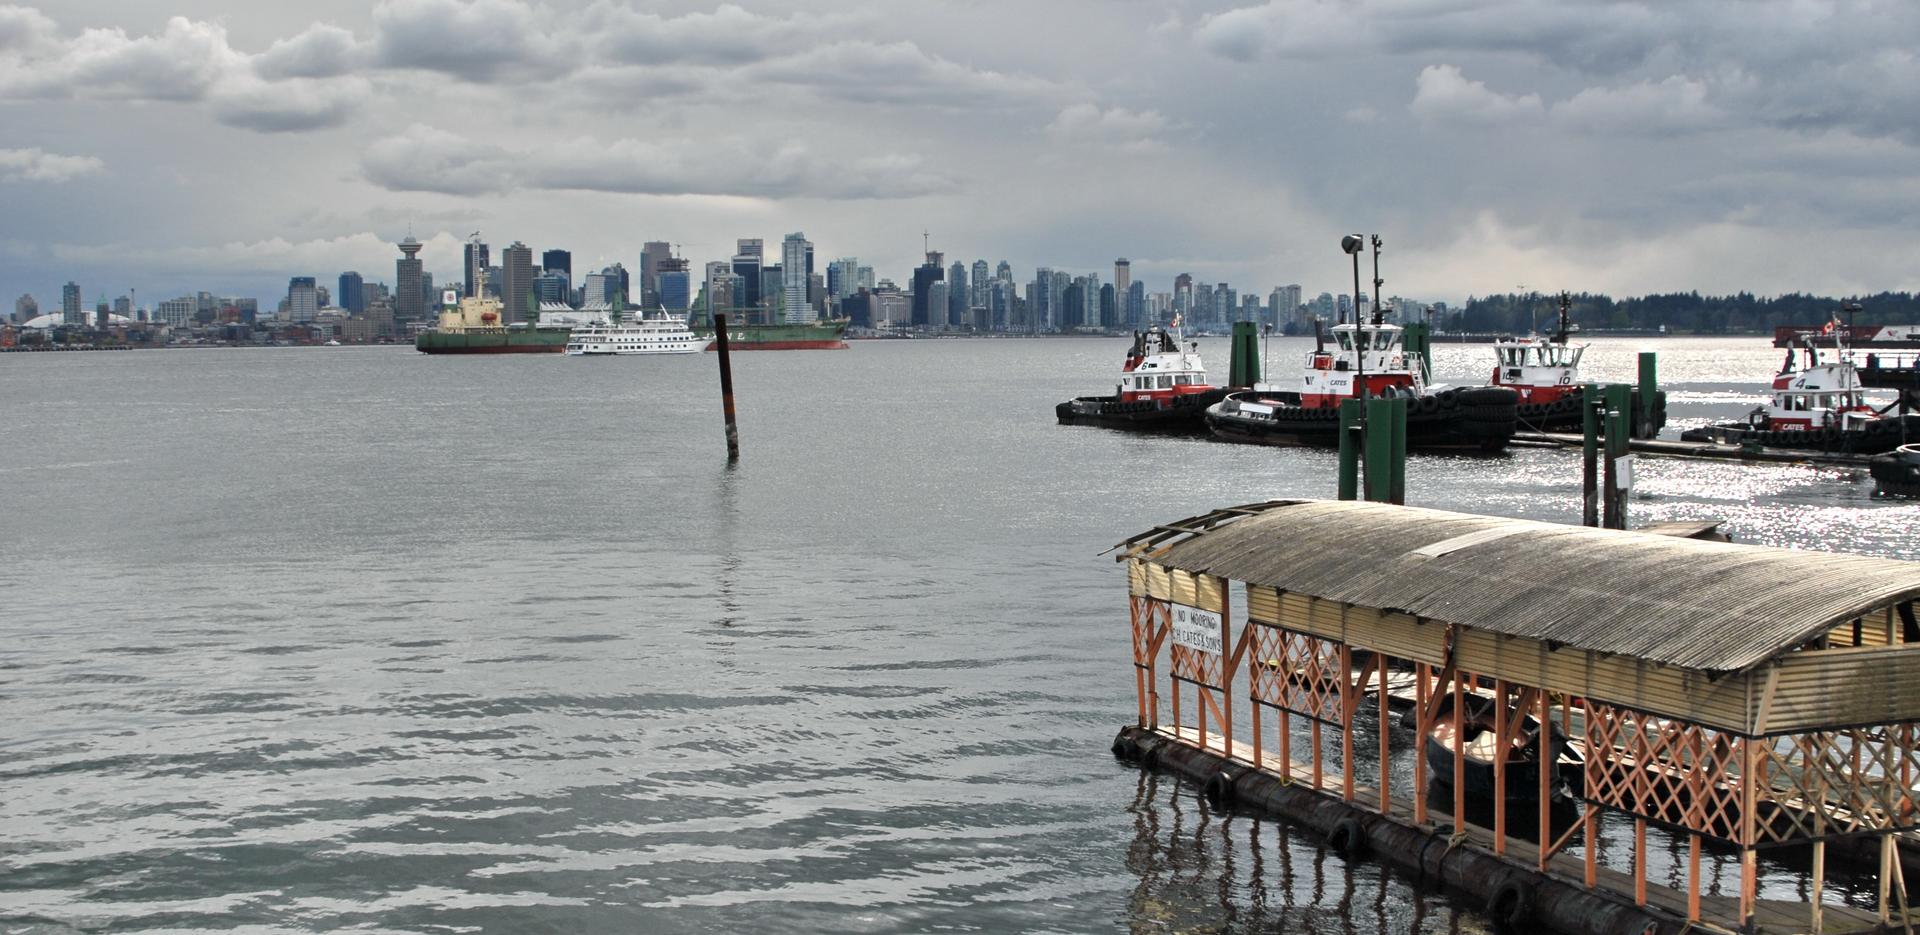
left=658, top=257, right=691, bottom=311
left=15, top=294, right=37, bottom=322
left=541, top=249, right=570, bottom=277
left=533, top=270, right=570, bottom=307
left=970, top=260, right=990, bottom=308
left=731, top=250, right=763, bottom=313
left=500, top=242, right=534, bottom=324
left=463, top=240, right=489, bottom=297
left=339, top=271, right=365, bottom=314
left=286, top=277, right=319, bottom=322
left=1127, top=280, right=1146, bottom=327
left=911, top=250, right=944, bottom=327
left=781, top=232, right=812, bottom=324
left=61, top=282, right=81, bottom=324
left=639, top=241, right=671, bottom=307
left=947, top=260, right=967, bottom=327
left=1113, top=259, right=1131, bottom=317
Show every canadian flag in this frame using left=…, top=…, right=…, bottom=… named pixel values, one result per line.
left=1820, top=318, right=1837, bottom=335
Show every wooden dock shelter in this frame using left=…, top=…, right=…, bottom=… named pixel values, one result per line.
left=1113, top=499, right=1920, bottom=934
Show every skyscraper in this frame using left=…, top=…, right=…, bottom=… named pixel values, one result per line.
left=61, top=282, right=81, bottom=324
left=1113, top=258, right=1131, bottom=313
left=501, top=242, right=534, bottom=324
left=286, top=277, right=318, bottom=322
left=911, top=250, right=944, bottom=327
left=658, top=257, right=691, bottom=311
left=970, top=260, right=990, bottom=308
left=541, top=249, right=571, bottom=276
left=1127, top=280, right=1146, bottom=327
left=338, top=271, right=364, bottom=313
left=947, top=260, right=967, bottom=327
left=781, top=232, right=812, bottom=325
left=463, top=240, right=490, bottom=297
left=640, top=241, right=672, bottom=307
left=731, top=249, right=763, bottom=314
left=14, top=294, right=37, bottom=323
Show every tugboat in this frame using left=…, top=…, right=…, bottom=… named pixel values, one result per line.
left=1055, top=321, right=1227, bottom=430
left=1492, top=293, right=1666, bottom=436
left=1681, top=314, right=1920, bottom=454
left=1206, top=234, right=1519, bottom=452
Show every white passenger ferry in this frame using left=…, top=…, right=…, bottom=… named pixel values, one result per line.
left=564, top=312, right=699, bottom=356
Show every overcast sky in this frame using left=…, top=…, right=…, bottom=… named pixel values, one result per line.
left=3, top=0, right=1917, bottom=307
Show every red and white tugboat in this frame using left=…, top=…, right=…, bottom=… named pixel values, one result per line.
left=1491, top=293, right=1665, bottom=435
left=1683, top=313, right=1920, bottom=454
left=1056, top=322, right=1227, bottom=430
left=1204, top=238, right=1519, bottom=452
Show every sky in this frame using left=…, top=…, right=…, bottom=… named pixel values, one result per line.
left=2, top=0, right=1918, bottom=308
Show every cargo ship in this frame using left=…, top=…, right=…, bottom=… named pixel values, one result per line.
left=415, top=241, right=572, bottom=355
left=693, top=318, right=848, bottom=351
left=1773, top=322, right=1920, bottom=349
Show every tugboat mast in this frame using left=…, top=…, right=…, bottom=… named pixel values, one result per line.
left=1554, top=291, right=1572, bottom=344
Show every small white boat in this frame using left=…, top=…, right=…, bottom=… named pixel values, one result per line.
left=564, top=312, right=699, bottom=356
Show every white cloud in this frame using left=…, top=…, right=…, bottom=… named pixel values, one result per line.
left=1551, top=75, right=1721, bottom=136
left=1409, top=64, right=1543, bottom=126
left=0, top=147, right=103, bottom=183
left=361, top=125, right=956, bottom=200
left=750, top=40, right=1063, bottom=107
left=587, top=2, right=838, bottom=66
left=254, top=23, right=363, bottom=81
left=371, top=0, right=573, bottom=81
left=1047, top=104, right=1168, bottom=152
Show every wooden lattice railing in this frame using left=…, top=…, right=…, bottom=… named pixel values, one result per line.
left=1248, top=624, right=1344, bottom=724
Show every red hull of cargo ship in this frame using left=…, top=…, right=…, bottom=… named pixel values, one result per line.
left=703, top=339, right=848, bottom=351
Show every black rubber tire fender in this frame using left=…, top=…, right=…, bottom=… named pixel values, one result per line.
left=1484, top=878, right=1535, bottom=929
left=1202, top=771, right=1237, bottom=809
left=1111, top=733, right=1140, bottom=763
left=1325, top=817, right=1367, bottom=857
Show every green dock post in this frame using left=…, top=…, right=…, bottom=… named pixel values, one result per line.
left=1387, top=397, right=1408, bottom=505
left=1581, top=385, right=1600, bottom=527
left=1228, top=321, right=1261, bottom=388
left=1337, top=399, right=1362, bottom=500
left=1402, top=321, right=1432, bottom=383
left=1365, top=398, right=1395, bottom=502
left=1604, top=383, right=1632, bottom=530
left=1636, top=351, right=1659, bottom=438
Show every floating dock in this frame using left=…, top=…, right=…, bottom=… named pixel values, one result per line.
left=1512, top=430, right=1879, bottom=466
left=1113, top=500, right=1920, bottom=934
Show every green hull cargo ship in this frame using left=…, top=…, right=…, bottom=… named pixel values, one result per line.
left=415, top=238, right=571, bottom=355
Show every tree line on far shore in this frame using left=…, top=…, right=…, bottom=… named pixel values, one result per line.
left=1440, top=291, right=1920, bottom=335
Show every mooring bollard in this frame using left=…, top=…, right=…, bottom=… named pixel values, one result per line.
left=1582, top=385, right=1601, bottom=528
left=1604, top=383, right=1632, bottom=529
left=714, top=313, right=740, bottom=462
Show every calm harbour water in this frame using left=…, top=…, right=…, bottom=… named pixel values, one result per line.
left=2, top=336, right=1916, bottom=933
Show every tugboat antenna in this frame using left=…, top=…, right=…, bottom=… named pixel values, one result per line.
left=1369, top=234, right=1384, bottom=326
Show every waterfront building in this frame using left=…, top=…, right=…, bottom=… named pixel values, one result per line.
left=1100, top=282, right=1117, bottom=329
left=463, top=240, right=489, bottom=297
left=156, top=296, right=193, bottom=326
left=501, top=242, right=534, bottom=324
left=990, top=278, right=1013, bottom=332
left=640, top=241, right=671, bottom=307
left=338, top=271, right=365, bottom=314
left=286, top=277, right=319, bottom=322
left=926, top=281, right=949, bottom=329
left=533, top=270, right=569, bottom=307
left=1027, top=268, right=1051, bottom=333
left=658, top=257, right=691, bottom=311
left=731, top=249, right=762, bottom=313
left=582, top=272, right=613, bottom=307
left=1128, top=280, right=1146, bottom=328
left=781, top=232, right=812, bottom=325
left=911, top=250, right=944, bottom=327
left=948, top=260, right=967, bottom=327
left=61, top=282, right=81, bottom=324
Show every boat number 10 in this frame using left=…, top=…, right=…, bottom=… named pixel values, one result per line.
left=1171, top=604, right=1224, bottom=655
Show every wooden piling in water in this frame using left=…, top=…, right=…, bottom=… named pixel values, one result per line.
left=714, top=313, right=740, bottom=461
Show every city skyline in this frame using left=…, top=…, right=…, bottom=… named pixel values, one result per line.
left=2, top=2, right=1917, bottom=307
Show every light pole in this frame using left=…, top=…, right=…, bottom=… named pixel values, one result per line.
left=1342, top=234, right=1366, bottom=397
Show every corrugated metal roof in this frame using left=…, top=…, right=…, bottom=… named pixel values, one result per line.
left=1120, top=500, right=1920, bottom=674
